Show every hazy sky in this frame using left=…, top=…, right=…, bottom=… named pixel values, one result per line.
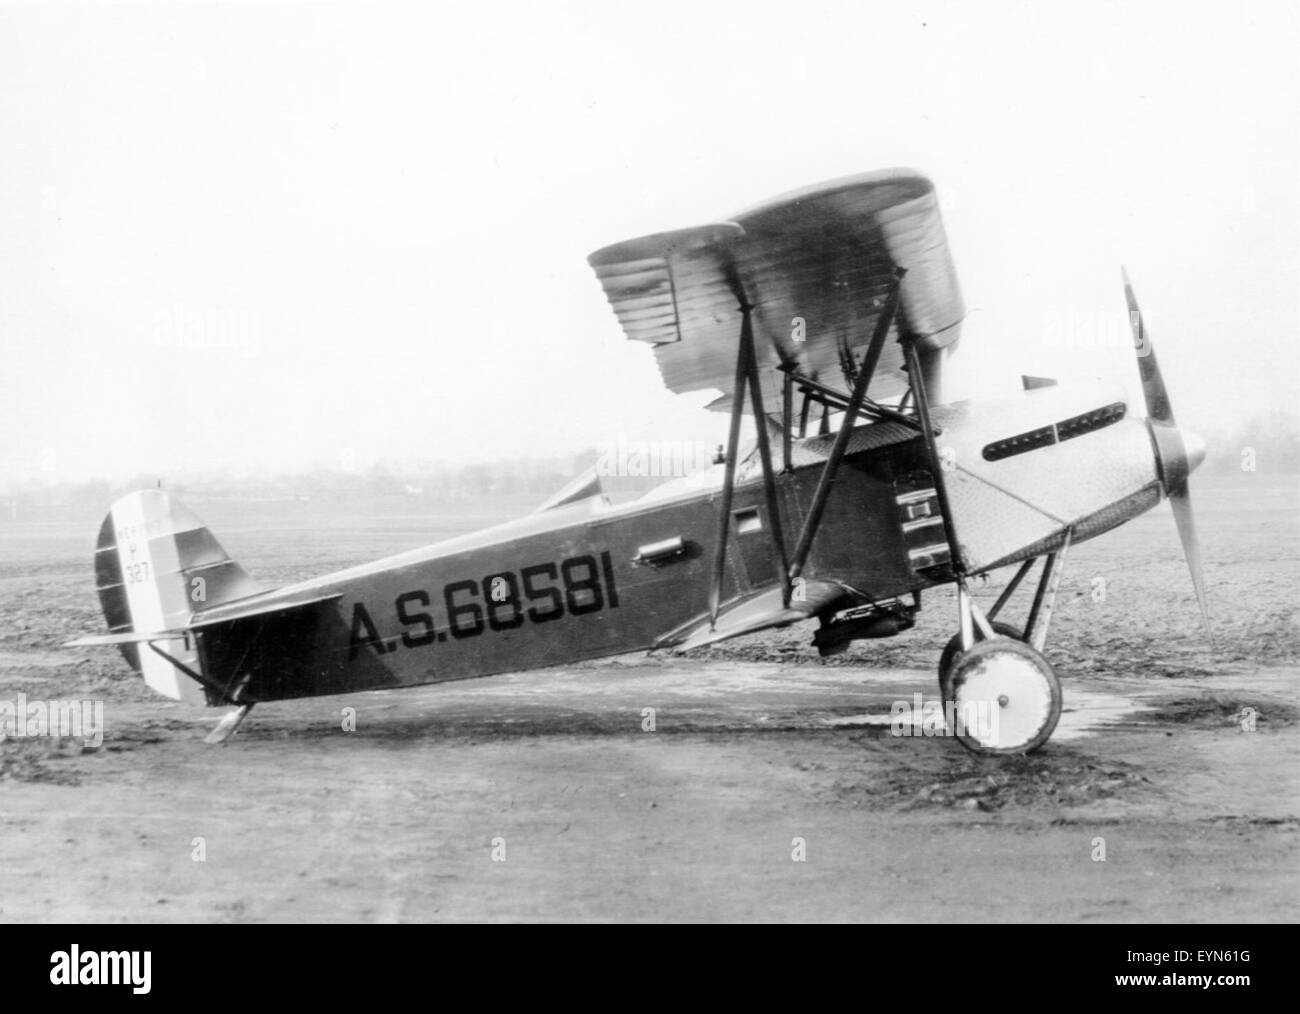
left=2, top=0, right=1296, bottom=484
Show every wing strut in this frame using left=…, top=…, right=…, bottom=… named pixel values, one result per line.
left=781, top=370, right=794, bottom=472
left=778, top=367, right=920, bottom=430
left=707, top=303, right=793, bottom=626
left=707, top=310, right=750, bottom=627
left=898, top=317, right=967, bottom=575
left=743, top=308, right=792, bottom=605
left=788, top=268, right=906, bottom=580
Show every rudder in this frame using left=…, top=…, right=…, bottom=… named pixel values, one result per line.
left=94, top=490, right=261, bottom=703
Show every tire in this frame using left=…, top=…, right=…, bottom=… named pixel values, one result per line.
left=945, top=638, right=1063, bottom=755
left=939, top=621, right=1024, bottom=700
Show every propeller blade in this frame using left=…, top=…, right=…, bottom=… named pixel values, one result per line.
left=1169, top=484, right=1213, bottom=637
left=1124, top=267, right=1212, bottom=639
left=1122, top=266, right=1175, bottom=424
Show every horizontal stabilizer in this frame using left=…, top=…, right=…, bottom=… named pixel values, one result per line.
left=67, top=592, right=342, bottom=648
left=66, top=629, right=188, bottom=647
left=186, top=591, right=343, bottom=629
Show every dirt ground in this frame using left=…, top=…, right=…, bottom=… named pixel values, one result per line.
left=1, top=473, right=1297, bottom=922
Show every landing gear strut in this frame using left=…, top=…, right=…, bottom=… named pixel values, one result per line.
left=940, top=534, right=1072, bottom=755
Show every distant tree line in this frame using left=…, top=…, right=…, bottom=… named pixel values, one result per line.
left=3, top=413, right=1297, bottom=517
left=0, top=452, right=602, bottom=513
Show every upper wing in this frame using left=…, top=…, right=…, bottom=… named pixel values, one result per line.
left=587, top=169, right=964, bottom=412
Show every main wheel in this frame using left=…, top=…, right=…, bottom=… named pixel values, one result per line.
left=939, top=622, right=1023, bottom=701
left=944, top=638, right=1062, bottom=755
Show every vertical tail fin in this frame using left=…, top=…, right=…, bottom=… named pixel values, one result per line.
left=94, top=490, right=261, bottom=703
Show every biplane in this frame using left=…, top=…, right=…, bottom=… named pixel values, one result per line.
left=68, top=169, right=1208, bottom=754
